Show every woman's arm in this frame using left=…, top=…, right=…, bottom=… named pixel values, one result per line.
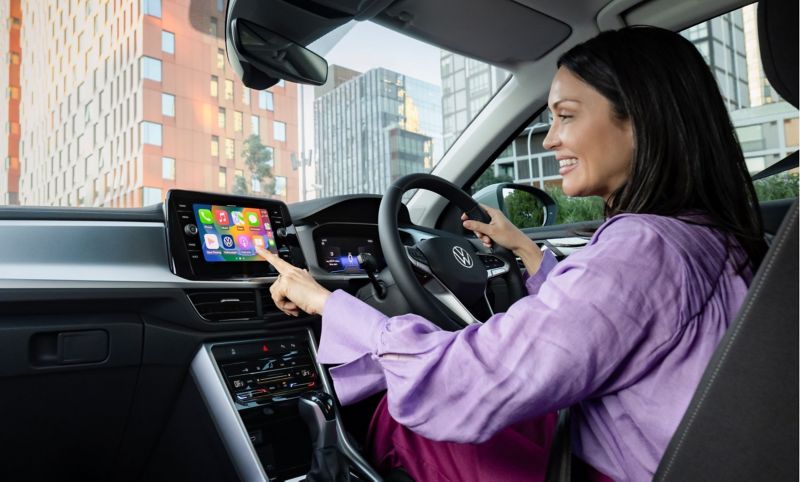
left=318, top=216, right=685, bottom=444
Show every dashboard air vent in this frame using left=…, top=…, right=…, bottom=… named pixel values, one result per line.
left=187, top=291, right=258, bottom=321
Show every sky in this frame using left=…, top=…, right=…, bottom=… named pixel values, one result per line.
left=310, top=22, right=444, bottom=87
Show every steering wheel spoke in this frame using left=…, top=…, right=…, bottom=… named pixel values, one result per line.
left=478, top=254, right=511, bottom=279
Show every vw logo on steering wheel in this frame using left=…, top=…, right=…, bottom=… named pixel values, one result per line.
left=452, top=246, right=473, bottom=268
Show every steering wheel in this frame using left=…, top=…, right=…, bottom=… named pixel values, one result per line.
left=378, top=173, right=528, bottom=331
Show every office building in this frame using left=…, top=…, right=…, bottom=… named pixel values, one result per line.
left=440, top=51, right=510, bottom=152
left=314, top=66, right=442, bottom=198
left=0, top=0, right=22, bottom=205
left=8, top=0, right=299, bottom=207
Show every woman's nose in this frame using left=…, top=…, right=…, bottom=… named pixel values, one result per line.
left=542, top=125, right=559, bottom=151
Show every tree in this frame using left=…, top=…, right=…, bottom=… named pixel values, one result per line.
left=504, top=190, right=545, bottom=228
left=233, top=134, right=274, bottom=197
left=753, top=172, right=799, bottom=202
left=544, top=185, right=605, bottom=225
left=470, top=169, right=513, bottom=195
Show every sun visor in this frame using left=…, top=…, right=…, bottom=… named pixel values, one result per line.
left=372, top=0, right=571, bottom=63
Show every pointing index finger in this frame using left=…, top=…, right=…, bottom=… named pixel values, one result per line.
left=256, top=246, right=293, bottom=273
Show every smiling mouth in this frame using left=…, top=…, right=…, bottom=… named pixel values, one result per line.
left=558, top=158, right=579, bottom=175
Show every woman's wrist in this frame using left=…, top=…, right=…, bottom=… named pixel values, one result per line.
left=513, top=239, right=544, bottom=275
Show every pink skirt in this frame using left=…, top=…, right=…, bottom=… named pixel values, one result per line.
left=365, top=395, right=613, bottom=481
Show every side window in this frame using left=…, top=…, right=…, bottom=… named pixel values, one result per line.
left=473, top=2, right=797, bottom=227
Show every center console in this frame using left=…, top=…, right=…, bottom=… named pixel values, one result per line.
left=191, top=330, right=375, bottom=481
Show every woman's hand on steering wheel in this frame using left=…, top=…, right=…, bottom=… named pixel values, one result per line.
left=462, top=204, right=545, bottom=275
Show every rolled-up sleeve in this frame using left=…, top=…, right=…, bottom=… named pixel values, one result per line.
left=317, top=217, right=685, bottom=444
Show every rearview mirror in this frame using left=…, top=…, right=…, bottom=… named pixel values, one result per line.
left=229, top=18, right=328, bottom=87
left=472, top=183, right=558, bottom=228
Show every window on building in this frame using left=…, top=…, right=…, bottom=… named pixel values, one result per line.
left=142, top=187, right=162, bottom=206
left=141, top=56, right=162, bottom=81
left=266, top=146, right=274, bottom=167
left=274, top=121, right=286, bottom=142
left=209, top=17, right=218, bottom=38
left=211, top=136, right=219, bottom=156
left=274, top=176, right=287, bottom=196
left=736, top=124, right=766, bottom=152
left=143, top=0, right=162, bottom=19
left=141, top=121, right=162, bottom=146
left=162, top=31, right=175, bottom=54
left=162, top=157, right=175, bottom=180
left=276, top=80, right=285, bottom=88
left=252, top=176, right=261, bottom=192
left=162, top=93, right=175, bottom=117
left=242, top=86, right=251, bottom=105
left=218, top=166, right=227, bottom=190
left=218, top=107, right=226, bottom=128
left=217, top=49, right=225, bottom=70
left=225, top=80, right=234, bottom=101
left=210, top=76, right=218, bottom=97
left=259, top=91, right=273, bottom=111
left=225, top=139, right=235, bottom=159
left=251, top=115, right=260, bottom=137
left=234, top=111, right=243, bottom=132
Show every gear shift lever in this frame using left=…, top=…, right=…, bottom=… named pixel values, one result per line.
left=299, top=391, right=350, bottom=482
left=299, top=391, right=337, bottom=449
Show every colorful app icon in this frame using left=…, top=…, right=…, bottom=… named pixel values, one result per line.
left=266, top=230, right=274, bottom=238
left=215, top=210, right=229, bottom=225
left=265, top=223, right=271, bottom=230
left=267, top=238, right=276, bottom=247
left=253, top=236, right=265, bottom=249
left=232, top=211, right=245, bottom=226
left=237, top=235, right=251, bottom=249
left=198, top=209, right=214, bottom=224
left=246, top=212, right=260, bottom=226
left=204, top=234, right=219, bottom=249
left=220, top=235, right=235, bottom=250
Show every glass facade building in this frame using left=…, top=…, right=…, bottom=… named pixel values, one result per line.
left=313, top=67, right=442, bottom=198
left=440, top=51, right=510, bottom=152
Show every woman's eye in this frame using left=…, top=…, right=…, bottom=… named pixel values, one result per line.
left=558, top=115, right=572, bottom=121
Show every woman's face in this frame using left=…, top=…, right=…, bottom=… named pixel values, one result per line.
left=543, top=67, right=634, bottom=201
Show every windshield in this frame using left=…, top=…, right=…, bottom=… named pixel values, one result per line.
left=0, top=1, right=508, bottom=207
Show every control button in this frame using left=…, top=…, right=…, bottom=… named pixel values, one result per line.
left=176, top=202, right=190, bottom=210
left=185, top=240, right=200, bottom=249
left=249, top=430, right=263, bottom=445
left=184, top=224, right=199, bottom=236
left=270, top=217, right=285, bottom=228
left=276, top=227, right=287, bottom=238
left=178, top=212, right=194, bottom=224
left=268, top=206, right=283, bottom=219
left=187, top=250, right=202, bottom=261
left=407, top=247, right=428, bottom=264
left=286, top=356, right=312, bottom=367
left=278, top=246, right=291, bottom=254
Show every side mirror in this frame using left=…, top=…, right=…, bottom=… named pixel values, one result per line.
left=227, top=18, right=328, bottom=88
left=472, top=183, right=558, bottom=228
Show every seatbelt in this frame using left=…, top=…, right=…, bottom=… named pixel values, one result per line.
left=752, top=151, right=798, bottom=181
left=544, top=408, right=573, bottom=482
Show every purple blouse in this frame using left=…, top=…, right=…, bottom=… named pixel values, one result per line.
left=317, top=213, right=752, bottom=481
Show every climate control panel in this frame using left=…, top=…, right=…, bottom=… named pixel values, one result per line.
left=212, top=337, right=319, bottom=409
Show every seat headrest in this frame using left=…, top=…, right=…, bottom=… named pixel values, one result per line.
left=758, top=0, right=799, bottom=108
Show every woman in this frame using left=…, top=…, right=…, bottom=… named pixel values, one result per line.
left=256, top=26, right=766, bottom=481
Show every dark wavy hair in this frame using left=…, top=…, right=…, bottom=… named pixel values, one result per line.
left=557, top=26, right=767, bottom=271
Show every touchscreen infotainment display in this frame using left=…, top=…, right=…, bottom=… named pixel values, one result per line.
left=193, top=204, right=279, bottom=262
